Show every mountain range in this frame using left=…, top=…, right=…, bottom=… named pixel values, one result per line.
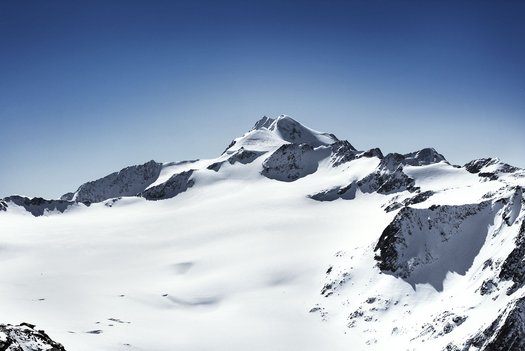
left=1, top=115, right=524, bottom=350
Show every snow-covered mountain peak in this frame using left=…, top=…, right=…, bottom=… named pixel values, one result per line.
left=267, top=115, right=339, bottom=147
left=226, top=115, right=339, bottom=153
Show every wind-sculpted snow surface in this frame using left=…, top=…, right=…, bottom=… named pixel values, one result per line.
left=61, top=160, right=162, bottom=203
left=2, top=116, right=525, bottom=351
left=224, top=115, right=338, bottom=154
left=266, top=115, right=338, bottom=147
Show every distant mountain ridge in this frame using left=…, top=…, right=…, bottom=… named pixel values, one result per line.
left=3, top=115, right=515, bottom=212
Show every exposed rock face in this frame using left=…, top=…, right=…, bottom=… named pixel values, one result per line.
left=377, top=148, right=446, bottom=171
left=355, top=149, right=445, bottom=195
left=309, top=182, right=357, bottom=202
left=329, top=143, right=385, bottom=168
left=464, top=158, right=520, bottom=181
left=502, top=187, right=523, bottom=226
left=374, top=201, right=500, bottom=290
left=0, top=323, right=66, bottom=351
left=207, top=148, right=266, bottom=172
left=378, top=153, right=407, bottom=171
left=384, top=190, right=435, bottom=213
left=499, top=219, right=525, bottom=295
left=252, top=116, right=275, bottom=130
left=228, top=148, right=266, bottom=165
left=404, top=190, right=435, bottom=206
left=1, top=196, right=78, bottom=216
left=460, top=297, right=525, bottom=351
left=330, top=140, right=358, bottom=167
left=403, top=148, right=447, bottom=166
left=141, top=170, right=194, bottom=200
left=62, top=160, right=162, bottom=203
left=356, top=148, right=384, bottom=159
left=358, top=166, right=418, bottom=195
left=261, top=144, right=329, bottom=182
left=464, top=158, right=498, bottom=174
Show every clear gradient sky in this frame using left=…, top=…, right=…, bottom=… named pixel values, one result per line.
left=1, top=0, right=524, bottom=198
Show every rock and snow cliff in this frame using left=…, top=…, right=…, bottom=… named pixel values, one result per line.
left=1, top=115, right=524, bottom=351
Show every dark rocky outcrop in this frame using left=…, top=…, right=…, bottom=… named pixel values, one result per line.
left=378, top=153, right=407, bottom=171
left=405, top=190, right=435, bottom=206
left=460, top=297, right=525, bottom=351
left=355, top=149, right=445, bottom=196
left=384, top=191, right=435, bottom=213
left=377, top=148, right=446, bottom=171
left=0, top=323, right=66, bottom=351
left=1, top=196, right=79, bottom=216
left=330, top=140, right=358, bottom=167
left=374, top=201, right=499, bottom=290
left=309, top=182, right=357, bottom=202
left=464, top=158, right=498, bottom=174
left=261, top=144, right=330, bottom=182
left=356, top=148, right=384, bottom=159
left=207, top=148, right=266, bottom=172
left=403, top=148, right=447, bottom=166
left=358, top=166, right=418, bottom=195
left=141, top=170, right=194, bottom=200
left=62, top=160, right=163, bottom=203
left=464, top=158, right=519, bottom=181
left=499, top=219, right=525, bottom=295
left=252, top=116, right=275, bottom=130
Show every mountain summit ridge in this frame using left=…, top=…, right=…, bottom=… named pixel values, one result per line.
left=2, top=115, right=522, bottom=208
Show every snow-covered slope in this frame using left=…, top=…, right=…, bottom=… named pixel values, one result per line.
left=1, top=115, right=524, bottom=351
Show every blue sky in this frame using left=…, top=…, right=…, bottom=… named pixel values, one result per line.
left=1, top=0, right=524, bottom=198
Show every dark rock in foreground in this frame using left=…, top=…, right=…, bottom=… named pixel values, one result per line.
left=0, top=323, right=66, bottom=351
left=458, top=296, right=525, bottom=351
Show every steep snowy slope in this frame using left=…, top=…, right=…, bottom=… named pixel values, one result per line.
left=1, top=115, right=524, bottom=351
